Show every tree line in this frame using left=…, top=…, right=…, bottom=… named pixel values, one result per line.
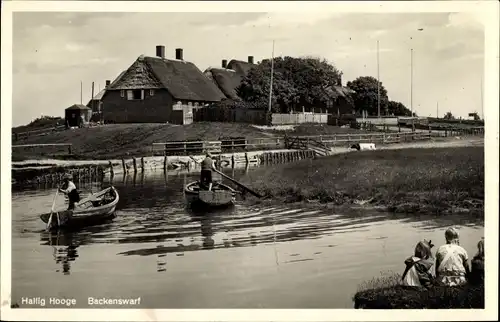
left=230, top=55, right=415, bottom=117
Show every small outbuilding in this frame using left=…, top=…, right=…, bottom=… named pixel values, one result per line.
left=65, top=104, right=92, bottom=128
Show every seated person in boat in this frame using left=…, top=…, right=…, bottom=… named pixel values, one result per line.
left=469, top=238, right=485, bottom=285
left=200, top=152, right=216, bottom=191
left=435, top=227, right=470, bottom=287
left=91, top=189, right=115, bottom=207
left=401, top=239, right=435, bottom=288
left=59, top=174, right=80, bottom=210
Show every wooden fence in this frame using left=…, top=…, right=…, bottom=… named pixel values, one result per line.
left=289, top=131, right=433, bottom=147
left=193, top=107, right=270, bottom=125
left=271, top=113, right=328, bottom=125
left=151, top=137, right=282, bottom=156
left=193, top=108, right=333, bottom=126
left=151, top=131, right=440, bottom=157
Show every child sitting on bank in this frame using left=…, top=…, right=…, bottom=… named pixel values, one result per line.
left=469, top=238, right=485, bottom=285
left=401, top=239, right=435, bottom=288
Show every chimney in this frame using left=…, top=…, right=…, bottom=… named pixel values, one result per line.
left=156, top=45, right=165, bottom=58
left=175, top=48, right=183, bottom=60
left=105, top=80, right=111, bottom=88
left=248, top=56, right=254, bottom=64
left=222, top=59, right=227, bottom=68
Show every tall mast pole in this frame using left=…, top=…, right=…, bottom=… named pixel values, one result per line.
left=268, top=40, right=275, bottom=113
left=377, top=40, right=380, bottom=118
left=410, top=48, right=413, bottom=117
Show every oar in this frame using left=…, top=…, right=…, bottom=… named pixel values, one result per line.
left=47, top=186, right=60, bottom=230
left=212, top=168, right=264, bottom=198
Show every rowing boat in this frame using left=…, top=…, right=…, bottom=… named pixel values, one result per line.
left=40, top=186, right=119, bottom=230
left=184, top=181, right=236, bottom=208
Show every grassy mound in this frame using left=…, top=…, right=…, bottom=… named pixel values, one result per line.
left=353, top=272, right=484, bottom=309
left=241, top=146, right=484, bottom=215
left=12, top=122, right=275, bottom=160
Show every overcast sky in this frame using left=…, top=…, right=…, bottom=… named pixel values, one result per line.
left=12, top=10, right=484, bottom=126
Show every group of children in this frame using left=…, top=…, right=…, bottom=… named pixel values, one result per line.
left=402, top=227, right=484, bottom=288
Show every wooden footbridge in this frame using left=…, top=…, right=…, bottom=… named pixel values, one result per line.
left=284, top=135, right=331, bottom=157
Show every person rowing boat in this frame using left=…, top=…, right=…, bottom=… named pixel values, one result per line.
left=199, top=152, right=217, bottom=191
left=59, top=174, right=81, bottom=210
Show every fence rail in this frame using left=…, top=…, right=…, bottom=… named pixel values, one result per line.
left=151, top=131, right=452, bottom=156
left=151, top=137, right=282, bottom=156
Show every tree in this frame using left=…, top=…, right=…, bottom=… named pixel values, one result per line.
left=387, top=101, right=413, bottom=116
left=444, top=111, right=455, bottom=120
left=237, top=56, right=342, bottom=113
left=346, top=76, right=389, bottom=116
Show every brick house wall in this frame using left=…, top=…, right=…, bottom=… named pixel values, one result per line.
left=102, top=88, right=174, bottom=123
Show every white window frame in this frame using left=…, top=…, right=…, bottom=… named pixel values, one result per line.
left=120, top=90, right=125, bottom=98
left=127, top=89, right=145, bottom=101
left=150, top=89, right=155, bottom=96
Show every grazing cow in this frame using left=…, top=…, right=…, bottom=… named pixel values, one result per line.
left=350, top=143, right=376, bottom=151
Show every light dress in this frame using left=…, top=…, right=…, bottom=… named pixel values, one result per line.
left=435, top=243, right=469, bottom=286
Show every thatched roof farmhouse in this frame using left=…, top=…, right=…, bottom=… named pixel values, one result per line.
left=99, top=45, right=226, bottom=124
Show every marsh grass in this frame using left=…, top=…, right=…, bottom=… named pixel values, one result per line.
left=356, top=271, right=403, bottom=293
left=353, top=271, right=484, bottom=309
left=242, top=146, right=484, bottom=215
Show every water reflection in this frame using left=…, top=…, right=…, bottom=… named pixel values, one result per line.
left=41, top=231, right=82, bottom=275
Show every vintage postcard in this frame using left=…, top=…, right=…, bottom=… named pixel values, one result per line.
left=1, top=1, right=498, bottom=321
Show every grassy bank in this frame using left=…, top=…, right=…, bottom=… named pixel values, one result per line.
left=353, top=272, right=484, bottom=309
left=241, top=146, right=484, bottom=215
left=11, top=123, right=373, bottom=161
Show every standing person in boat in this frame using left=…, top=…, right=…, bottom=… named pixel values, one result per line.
left=59, top=174, right=81, bottom=210
left=435, top=227, right=471, bottom=286
left=401, top=239, right=435, bottom=288
left=200, top=152, right=217, bottom=191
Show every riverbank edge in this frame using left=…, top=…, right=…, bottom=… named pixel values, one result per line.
left=243, top=196, right=484, bottom=218
left=11, top=149, right=317, bottom=185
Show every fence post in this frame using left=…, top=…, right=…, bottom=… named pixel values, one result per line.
left=164, top=156, right=168, bottom=171
left=106, top=161, right=112, bottom=177
left=122, top=159, right=126, bottom=173
left=141, top=157, right=145, bottom=172
left=68, top=144, right=72, bottom=155
left=133, top=157, right=137, bottom=173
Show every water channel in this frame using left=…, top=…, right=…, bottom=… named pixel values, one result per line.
left=11, top=168, right=484, bottom=308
